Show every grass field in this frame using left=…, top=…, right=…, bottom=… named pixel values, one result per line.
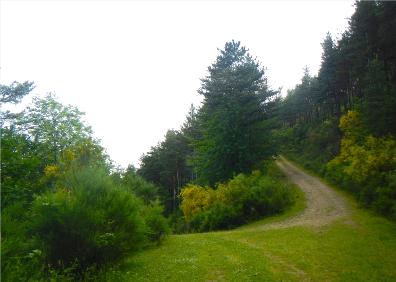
left=104, top=160, right=396, bottom=282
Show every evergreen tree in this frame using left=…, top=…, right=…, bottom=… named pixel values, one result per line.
left=138, top=129, right=193, bottom=213
left=0, top=81, right=34, bottom=122
left=195, top=41, right=278, bottom=185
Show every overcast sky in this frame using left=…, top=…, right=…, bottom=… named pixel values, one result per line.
left=1, top=0, right=355, bottom=168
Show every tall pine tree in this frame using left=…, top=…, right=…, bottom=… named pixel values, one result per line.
left=195, top=41, right=278, bottom=185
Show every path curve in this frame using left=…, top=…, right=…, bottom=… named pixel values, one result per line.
left=253, top=156, right=350, bottom=231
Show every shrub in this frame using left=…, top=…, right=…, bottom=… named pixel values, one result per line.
left=248, top=176, right=293, bottom=217
left=326, top=111, right=396, bottom=217
left=1, top=202, right=44, bottom=282
left=181, top=169, right=294, bottom=232
left=180, top=184, right=215, bottom=221
left=122, top=169, right=159, bottom=204
left=218, top=171, right=293, bottom=220
left=189, top=202, right=241, bottom=232
left=29, top=167, right=149, bottom=272
left=2, top=166, right=170, bottom=280
left=142, top=200, right=171, bottom=243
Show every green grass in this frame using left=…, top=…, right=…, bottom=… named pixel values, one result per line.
left=104, top=162, right=396, bottom=281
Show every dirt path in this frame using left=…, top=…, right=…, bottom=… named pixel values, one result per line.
left=252, top=156, right=350, bottom=231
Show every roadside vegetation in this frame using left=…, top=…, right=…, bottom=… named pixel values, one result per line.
left=276, top=1, right=396, bottom=220
left=180, top=164, right=294, bottom=232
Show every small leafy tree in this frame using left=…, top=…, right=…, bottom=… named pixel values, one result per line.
left=17, top=93, right=93, bottom=164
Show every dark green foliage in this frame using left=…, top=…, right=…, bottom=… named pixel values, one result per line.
left=1, top=82, right=43, bottom=208
left=139, top=42, right=280, bottom=218
left=183, top=169, right=294, bottom=232
left=373, top=172, right=396, bottom=218
left=138, top=129, right=194, bottom=214
left=0, top=81, right=34, bottom=104
left=194, top=40, right=279, bottom=185
left=1, top=128, right=44, bottom=208
left=189, top=202, right=241, bottom=232
left=2, top=166, right=169, bottom=280
left=0, top=81, right=34, bottom=122
left=359, top=58, right=396, bottom=135
left=280, top=2, right=396, bottom=134
left=142, top=200, right=171, bottom=243
left=1, top=88, right=169, bottom=280
left=30, top=167, right=148, bottom=271
left=276, top=118, right=340, bottom=175
left=122, top=165, right=159, bottom=204
left=1, top=202, right=43, bottom=282
left=277, top=2, right=396, bottom=219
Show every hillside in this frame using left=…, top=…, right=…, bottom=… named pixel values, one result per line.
left=106, top=157, right=396, bottom=281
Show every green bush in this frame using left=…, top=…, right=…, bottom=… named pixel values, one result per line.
left=2, top=167, right=170, bottom=281
left=1, top=202, right=44, bottom=282
left=247, top=176, right=292, bottom=216
left=122, top=169, right=159, bottom=204
left=373, top=172, right=396, bottom=219
left=189, top=202, right=241, bottom=232
left=218, top=171, right=293, bottom=220
left=142, top=200, right=171, bottom=242
left=29, top=167, right=158, bottom=272
left=181, top=169, right=294, bottom=232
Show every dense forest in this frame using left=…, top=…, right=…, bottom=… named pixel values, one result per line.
left=277, top=1, right=396, bottom=218
left=1, top=1, right=396, bottom=280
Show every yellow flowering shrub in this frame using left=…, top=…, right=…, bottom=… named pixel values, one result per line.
left=328, top=111, right=396, bottom=184
left=339, top=111, right=360, bottom=135
left=327, top=111, right=396, bottom=217
left=62, top=149, right=76, bottom=163
left=180, top=169, right=293, bottom=231
left=44, top=165, right=60, bottom=178
left=180, top=184, right=215, bottom=221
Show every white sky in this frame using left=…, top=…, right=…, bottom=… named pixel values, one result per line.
left=1, top=0, right=355, bottom=168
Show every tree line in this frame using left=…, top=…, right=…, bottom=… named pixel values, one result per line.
left=277, top=1, right=396, bottom=219
left=279, top=1, right=396, bottom=136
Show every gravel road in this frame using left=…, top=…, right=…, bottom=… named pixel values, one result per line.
left=254, top=156, right=350, bottom=231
